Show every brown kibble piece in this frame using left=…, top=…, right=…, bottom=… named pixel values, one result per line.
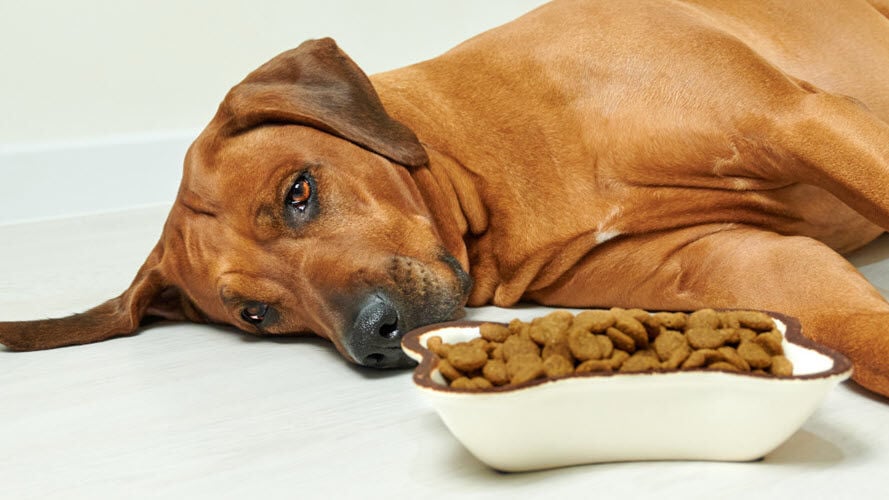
left=625, top=308, right=650, bottom=322
left=507, top=353, right=544, bottom=384
left=502, top=335, right=540, bottom=361
left=686, top=327, right=728, bottom=349
left=719, top=312, right=741, bottom=329
left=483, top=359, right=509, bottom=386
left=687, top=309, right=721, bottom=329
left=438, top=359, right=463, bottom=382
left=542, top=341, right=574, bottom=363
left=469, top=337, right=488, bottom=352
left=484, top=341, right=501, bottom=355
left=737, top=328, right=757, bottom=343
left=529, top=312, right=571, bottom=346
left=450, top=377, right=493, bottom=390
left=427, top=335, right=449, bottom=357
left=609, top=350, right=630, bottom=369
left=573, top=310, right=615, bottom=332
left=681, top=349, right=724, bottom=369
left=576, top=359, right=614, bottom=373
left=611, top=309, right=649, bottom=348
left=447, top=343, right=488, bottom=372
left=720, top=328, right=741, bottom=345
left=568, top=327, right=603, bottom=361
left=717, top=346, right=751, bottom=371
left=596, top=335, right=614, bottom=359
left=708, top=361, right=740, bottom=372
left=738, top=341, right=772, bottom=369
left=490, top=343, right=504, bottom=361
left=735, top=311, right=775, bottom=331
left=653, top=330, right=691, bottom=369
left=543, top=354, right=575, bottom=378
left=529, top=321, right=560, bottom=346
left=479, top=323, right=510, bottom=343
left=770, top=355, right=793, bottom=376
left=754, top=330, right=784, bottom=356
left=450, top=377, right=476, bottom=389
left=606, top=327, right=636, bottom=353
left=620, top=350, right=661, bottom=372
left=653, top=330, right=687, bottom=362
left=471, top=376, right=493, bottom=389
left=660, top=349, right=691, bottom=370
left=508, top=318, right=531, bottom=340
left=650, top=312, right=687, bottom=330
left=427, top=335, right=442, bottom=350
left=535, top=310, right=574, bottom=330
left=506, top=352, right=541, bottom=371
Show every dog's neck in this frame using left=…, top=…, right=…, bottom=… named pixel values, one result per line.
left=409, top=147, right=485, bottom=259
left=370, top=68, right=585, bottom=307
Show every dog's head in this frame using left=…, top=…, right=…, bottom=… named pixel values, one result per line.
left=0, top=39, right=471, bottom=368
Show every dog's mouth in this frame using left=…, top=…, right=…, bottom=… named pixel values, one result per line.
left=440, top=250, right=474, bottom=299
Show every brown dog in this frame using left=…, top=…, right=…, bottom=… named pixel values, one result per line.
left=2, top=0, right=889, bottom=397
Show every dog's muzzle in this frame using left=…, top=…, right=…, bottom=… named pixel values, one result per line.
left=345, top=252, right=471, bottom=369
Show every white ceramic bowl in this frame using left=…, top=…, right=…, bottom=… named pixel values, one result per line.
left=401, top=312, right=852, bottom=472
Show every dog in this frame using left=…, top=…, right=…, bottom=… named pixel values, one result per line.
left=2, top=0, right=889, bottom=397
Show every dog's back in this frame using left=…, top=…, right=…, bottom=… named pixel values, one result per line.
left=371, top=0, right=889, bottom=269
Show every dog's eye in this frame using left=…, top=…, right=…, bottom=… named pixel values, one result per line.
left=288, top=175, right=312, bottom=211
left=240, top=302, right=269, bottom=325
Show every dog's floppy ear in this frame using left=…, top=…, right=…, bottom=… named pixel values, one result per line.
left=219, top=37, right=428, bottom=167
left=0, top=244, right=197, bottom=351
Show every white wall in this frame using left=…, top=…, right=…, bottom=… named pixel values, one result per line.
left=0, top=0, right=548, bottom=223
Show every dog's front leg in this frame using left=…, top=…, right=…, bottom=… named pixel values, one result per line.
left=526, top=225, right=889, bottom=398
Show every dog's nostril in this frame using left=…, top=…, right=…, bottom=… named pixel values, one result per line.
left=364, top=353, right=386, bottom=366
left=379, top=318, right=399, bottom=339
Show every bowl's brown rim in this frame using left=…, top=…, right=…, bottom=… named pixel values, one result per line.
left=401, top=310, right=854, bottom=394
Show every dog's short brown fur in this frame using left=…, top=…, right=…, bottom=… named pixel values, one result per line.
left=3, top=0, right=889, bottom=397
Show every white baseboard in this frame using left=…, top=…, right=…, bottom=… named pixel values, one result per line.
left=0, top=130, right=199, bottom=225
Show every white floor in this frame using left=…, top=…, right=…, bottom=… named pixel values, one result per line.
left=1, top=205, right=888, bottom=499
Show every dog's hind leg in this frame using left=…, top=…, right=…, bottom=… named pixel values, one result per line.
left=771, top=90, right=889, bottom=231
left=664, top=227, right=889, bottom=399
left=527, top=225, right=889, bottom=398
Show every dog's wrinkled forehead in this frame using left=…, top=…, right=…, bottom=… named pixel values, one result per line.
left=172, top=36, right=431, bottom=226
left=178, top=130, right=277, bottom=217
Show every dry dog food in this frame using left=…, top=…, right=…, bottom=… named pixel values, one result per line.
left=428, top=308, right=793, bottom=389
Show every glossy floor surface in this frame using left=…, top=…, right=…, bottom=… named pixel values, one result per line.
left=1, top=206, right=887, bottom=499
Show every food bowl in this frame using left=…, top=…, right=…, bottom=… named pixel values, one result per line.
left=401, top=312, right=852, bottom=472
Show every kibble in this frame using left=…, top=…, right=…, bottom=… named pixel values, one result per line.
left=431, top=308, right=794, bottom=389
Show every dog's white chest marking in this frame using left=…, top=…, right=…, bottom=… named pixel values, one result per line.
left=595, top=229, right=621, bottom=245
left=594, top=205, right=622, bottom=245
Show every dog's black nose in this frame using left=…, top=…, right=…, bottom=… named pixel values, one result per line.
left=349, top=294, right=416, bottom=369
